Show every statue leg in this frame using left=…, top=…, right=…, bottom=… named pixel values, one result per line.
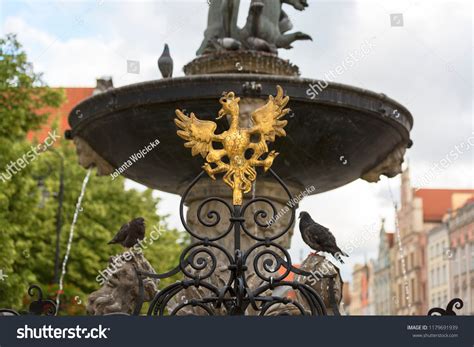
left=196, top=0, right=229, bottom=55
left=224, top=0, right=241, bottom=38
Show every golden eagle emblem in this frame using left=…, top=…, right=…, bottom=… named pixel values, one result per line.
left=175, top=85, right=289, bottom=205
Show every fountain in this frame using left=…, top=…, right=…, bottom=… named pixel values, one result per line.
left=66, top=1, right=412, bottom=315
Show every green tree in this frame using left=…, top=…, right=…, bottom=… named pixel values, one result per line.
left=0, top=34, right=186, bottom=314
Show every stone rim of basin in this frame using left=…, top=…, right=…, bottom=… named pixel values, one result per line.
left=67, top=74, right=413, bottom=195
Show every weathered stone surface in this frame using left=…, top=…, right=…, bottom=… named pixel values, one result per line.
left=73, top=136, right=114, bottom=176
left=362, top=142, right=407, bottom=182
left=184, top=51, right=299, bottom=76
left=264, top=253, right=343, bottom=315
left=87, top=251, right=158, bottom=315
left=68, top=74, right=413, bottom=195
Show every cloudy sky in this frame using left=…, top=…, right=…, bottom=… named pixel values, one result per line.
left=2, top=0, right=472, bottom=281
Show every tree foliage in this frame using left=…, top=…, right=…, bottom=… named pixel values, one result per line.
left=0, top=34, right=186, bottom=314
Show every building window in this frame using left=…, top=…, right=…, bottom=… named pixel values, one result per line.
left=453, top=249, right=458, bottom=275
left=461, top=246, right=466, bottom=273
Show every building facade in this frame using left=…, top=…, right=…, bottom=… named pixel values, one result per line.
left=373, top=220, right=394, bottom=315
left=28, top=78, right=112, bottom=142
left=448, top=200, right=474, bottom=315
left=346, top=168, right=473, bottom=315
left=350, top=262, right=374, bottom=315
left=427, top=223, right=450, bottom=309
left=391, top=168, right=474, bottom=315
left=391, top=168, right=430, bottom=315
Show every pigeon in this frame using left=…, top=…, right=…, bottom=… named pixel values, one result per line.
left=158, top=43, right=173, bottom=78
left=108, top=217, right=145, bottom=248
left=93, top=76, right=114, bottom=95
left=299, top=211, right=348, bottom=263
left=246, top=37, right=278, bottom=54
left=211, top=37, right=242, bottom=51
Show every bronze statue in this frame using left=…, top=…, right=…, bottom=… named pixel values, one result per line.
left=197, top=0, right=312, bottom=55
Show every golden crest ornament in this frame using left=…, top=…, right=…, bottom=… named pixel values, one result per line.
left=175, top=85, right=289, bottom=205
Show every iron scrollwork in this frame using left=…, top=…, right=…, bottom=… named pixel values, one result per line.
left=134, top=168, right=328, bottom=316
left=428, top=298, right=464, bottom=316
left=0, top=284, right=57, bottom=316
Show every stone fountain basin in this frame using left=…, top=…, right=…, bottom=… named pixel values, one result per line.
left=68, top=74, right=412, bottom=195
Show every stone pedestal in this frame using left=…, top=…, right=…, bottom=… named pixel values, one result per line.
left=185, top=178, right=303, bottom=259
left=183, top=51, right=300, bottom=76
left=86, top=251, right=158, bottom=315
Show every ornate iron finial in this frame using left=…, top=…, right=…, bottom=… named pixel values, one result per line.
left=175, top=85, right=289, bottom=205
left=0, top=284, right=57, bottom=316
left=428, top=298, right=463, bottom=316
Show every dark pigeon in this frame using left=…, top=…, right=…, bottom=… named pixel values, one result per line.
left=158, top=43, right=173, bottom=78
left=108, top=217, right=146, bottom=248
left=299, top=211, right=348, bottom=263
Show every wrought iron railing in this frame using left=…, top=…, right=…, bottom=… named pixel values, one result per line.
left=133, top=168, right=328, bottom=316
left=0, top=285, right=57, bottom=316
